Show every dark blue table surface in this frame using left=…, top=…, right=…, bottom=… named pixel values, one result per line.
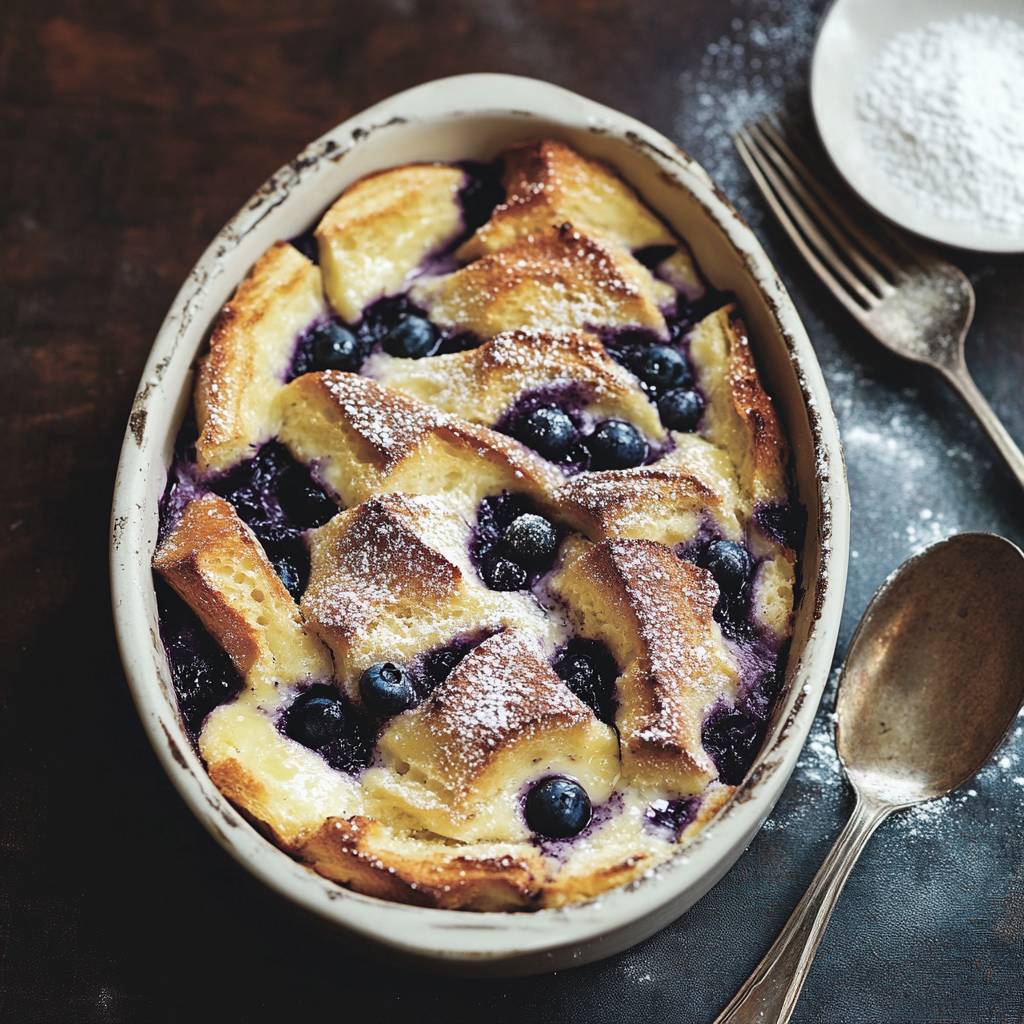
left=2, top=1, right=1022, bottom=1020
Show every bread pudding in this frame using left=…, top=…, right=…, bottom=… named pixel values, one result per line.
left=152, top=138, right=802, bottom=911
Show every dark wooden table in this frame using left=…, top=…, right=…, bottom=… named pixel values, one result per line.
left=3, top=2, right=1023, bottom=1020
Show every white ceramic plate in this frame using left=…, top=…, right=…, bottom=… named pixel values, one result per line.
left=110, top=73, right=850, bottom=976
left=811, top=0, right=1024, bottom=254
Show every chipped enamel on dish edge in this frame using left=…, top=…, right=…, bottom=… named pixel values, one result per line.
left=110, top=74, right=850, bottom=975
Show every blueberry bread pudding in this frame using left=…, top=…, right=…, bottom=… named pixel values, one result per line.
left=154, top=139, right=802, bottom=911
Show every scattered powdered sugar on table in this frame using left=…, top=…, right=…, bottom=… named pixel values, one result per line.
left=856, top=13, right=1024, bottom=234
left=675, top=0, right=825, bottom=206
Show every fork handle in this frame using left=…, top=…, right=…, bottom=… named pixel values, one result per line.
left=943, top=363, right=1024, bottom=496
left=712, top=794, right=891, bottom=1024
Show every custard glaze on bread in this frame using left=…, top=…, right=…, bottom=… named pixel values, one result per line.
left=154, top=139, right=799, bottom=911
left=195, top=242, right=326, bottom=472
left=316, top=163, right=465, bottom=323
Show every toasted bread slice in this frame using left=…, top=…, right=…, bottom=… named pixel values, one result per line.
left=316, top=163, right=465, bottom=323
left=195, top=242, right=326, bottom=472
left=200, top=697, right=364, bottom=847
left=274, top=371, right=564, bottom=510
left=457, top=138, right=675, bottom=259
left=299, top=815, right=548, bottom=911
left=552, top=537, right=738, bottom=796
left=368, top=327, right=665, bottom=440
left=689, top=305, right=790, bottom=513
left=153, top=494, right=331, bottom=701
left=412, top=224, right=674, bottom=339
left=301, top=494, right=558, bottom=690
left=553, top=435, right=743, bottom=546
left=362, top=630, right=620, bottom=842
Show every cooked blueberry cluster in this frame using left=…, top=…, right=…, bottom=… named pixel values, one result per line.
left=284, top=685, right=372, bottom=774
left=471, top=492, right=563, bottom=593
left=210, top=441, right=336, bottom=601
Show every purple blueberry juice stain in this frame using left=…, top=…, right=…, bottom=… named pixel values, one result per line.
left=552, top=637, right=619, bottom=726
left=290, top=296, right=428, bottom=379
left=703, top=632, right=789, bottom=786
left=206, top=440, right=338, bottom=601
left=155, top=575, right=243, bottom=745
left=288, top=229, right=319, bottom=265
left=469, top=492, right=567, bottom=590
left=752, top=500, right=808, bottom=553
left=643, top=796, right=698, bottom=841
left=409, top=630, right=495, bottom=699
left=633, top=244, right=677, bottom=271
left=496, top=382, right=590, bottom=458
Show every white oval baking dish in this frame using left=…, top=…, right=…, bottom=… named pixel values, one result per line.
left=111, top=73, right=850, bottom=976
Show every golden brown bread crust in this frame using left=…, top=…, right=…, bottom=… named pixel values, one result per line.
left=195, top=241, right=325, bottom=472
left=299, top=816, right=546, bottom=911
left=552, top=439, right=743, bottom=547
left=553, top=538, right=738, bottom=795
left=457, top=138, right=675, bottom=260
left=315, top=163, right=465, bottom=323
left=300, top=494, right=556, bottom=693
left=154, top=495, right=301, bottom=676
left=412, top=224, right=673, bottom=339
left=689, top=305, right=790, bottom=512
left=275, top=370, right=565, bottom=509
left=369, top=327, right=665, bottom=440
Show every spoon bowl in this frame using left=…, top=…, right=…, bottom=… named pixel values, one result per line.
left=716, top=532, right=1024, bottom=1024
left=838, top=532, right=1024, bottom=804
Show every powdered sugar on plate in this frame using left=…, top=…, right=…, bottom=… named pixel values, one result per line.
left=855, top=13, right=1024, bottom=235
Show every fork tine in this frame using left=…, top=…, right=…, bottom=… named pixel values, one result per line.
left=737, top=126, right=883, bottom=311
left=734, top=129, right=869, bottom=322
left=749, top=121, right=895, bottom=298
left=766, top=115, right=920, bottom=278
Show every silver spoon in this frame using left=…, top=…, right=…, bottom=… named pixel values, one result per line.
left=715, top=532, right=1024, bottom=1024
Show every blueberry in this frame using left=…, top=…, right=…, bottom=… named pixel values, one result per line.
left=310, top=320, right=362, bottom=372
left=658, top=388, right=704, bottom=432
left=482, top=555, right=529, bottom=592
left=359, top=661, right=416, bottom=716
left=286, top=691, right=347, bottom=749
left=631, top=345, right=692, bottom=391
left=525, top=777, right=592, bottom=839
left=425, top=647, right=465, bottom=686
left=173, top=652, right=239, bottom=734
left=278, top=469, right=337, bottom=528
left=502, top=514, right=558, bottom=569
left=227, top=490, right=262, bottom=524
left=516, top=406, right=576, bottom=461
left=697, top=540, right=753, bottom=596
left=382, top=315, right=438, bottom=359
left=586, top=420, right=647, bottom=471
left=272, top=553, right=303, bottom=601
left=555, top=650, right=614, bottom=718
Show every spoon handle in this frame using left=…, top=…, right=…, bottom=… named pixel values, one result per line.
left=713, top=795, right=891, bottom=1024
left=942, top=362, right=1024, bottom=496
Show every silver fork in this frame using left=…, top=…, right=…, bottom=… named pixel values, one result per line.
left=734, top=115, right=1024, bottom=495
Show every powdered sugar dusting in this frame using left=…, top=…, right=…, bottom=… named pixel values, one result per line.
left=856, top=13, right=1024, bottom=235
